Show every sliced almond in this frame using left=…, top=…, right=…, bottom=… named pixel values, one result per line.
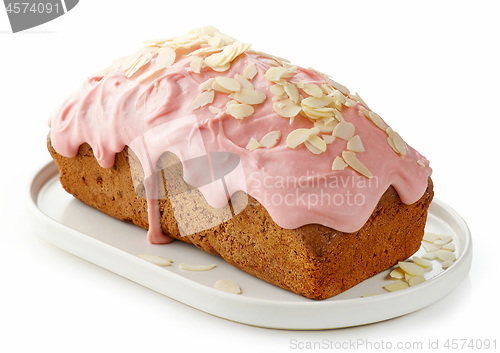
left=423, top=232, right=441, bottom=243
left=421, top=251, right=437, bottom=260
left=260, top=131, right=281, bottom=148
left=199, top=78, right=215, bottom=91
left=246, top=137, right=261, bottom=151
left=442, top=243, right=456, bottom=252
left=384, top=280, right=409, bottom=292
left=322, top=135, right=336, bottom=144
left=265, top=66, right=289, bottom=82
left=283, top=82, right=300, bottom=104
left=303, top=83, right=323, bottom=98
left=408, top=276, right=426, bottom=287
left=138, top=254, right=172, bottom=266
left=390, top=267, right=406, bottom=279
left=398, top=261, right=425, bottom=277
left=305, top=135, right=327, bottom=154
left=136, top=67, right=165, bottom=83
left=209, top=106, right=222, bottom=114
left=422, top=241, right=442, bottom=253
left=190, top=57, right=205, bottom=73
left=234, top=74, right=254, bottom=90
left=301, top=95, right=332, bottom=109
left=234, top=89, right=266, bottom=105
left=436, top=250, right=456, bottom=262
left=212, top=80, right=233, bottom=94
left=286, top=127, right=319, bottom=149
left=273, top=99, right=302, bottom=118
left=212, top=63, right=231, bottom=72
left=214, top=279, right=241, bottom=294
left=179, top=263, right=216, bottom=271
left=347, top=135, right=365, bottom=152
left=243, top=63, right=258, bottom=80
left=227, top=103, right=254, bottom=119
left=191, top=90, right=215, bottom=110
left=441, top=260, right=454, bottom=269
left=332, top=156, right=348, bottom=171
left=270, top=84, right=285, bottom=96
left=412, top=256, right=432, bottom=268
left=342, top=151, right=373, bottom=178
left=386, top=128, right=407, bottom=156
left=156, top=46, right=176, bottom=67
left=333, top=121, right=355, bottom=141
left=126, top=52, right=152, bottom=78
left=215, top=76, right=241, bottom=92
left=314, top=119, right=338, bottom=133
left=368, top=111, right=388, bottom=131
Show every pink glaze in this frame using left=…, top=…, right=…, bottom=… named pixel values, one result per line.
left=48, top=47, right=432, bottom=244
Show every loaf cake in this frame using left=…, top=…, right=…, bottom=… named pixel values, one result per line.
left=48, top=26, right=433, bottom=299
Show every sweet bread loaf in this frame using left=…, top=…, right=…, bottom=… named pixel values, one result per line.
left=47, top=26, right=433, bottom=299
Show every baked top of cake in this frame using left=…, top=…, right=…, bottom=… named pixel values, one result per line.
left=48, top=26, right=432, bottom=244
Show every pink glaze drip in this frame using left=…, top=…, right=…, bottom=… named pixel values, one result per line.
left=48, top=49, right=432, bottom=244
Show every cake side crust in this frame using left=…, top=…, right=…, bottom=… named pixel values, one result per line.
left=48, top=136, right=433, bottom=299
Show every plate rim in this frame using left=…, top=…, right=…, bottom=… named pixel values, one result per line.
left=25, top=160, right=473, bottom=329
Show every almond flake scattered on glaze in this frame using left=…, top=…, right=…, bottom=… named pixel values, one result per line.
left=386, top=128, right=407, bottom=155
left=234, top=89, right=266, bottom=105
left=333, top=121, right=355, bottom=141
left=179, top=263, right=216, bottom=271
left=390, top=267, right=406, bottom=279
left=212, top=80, right=233, bottom=94
left=126, top=52, right=152, bottom=78
left=199, top=78, right=215, bottom=91
left=408, top=276, right=426, bottom=287
left=417, top=160, right=425, bottom=167
left=227, top=103, right=254, bottom=119
left=302, top=95, right=332, bottom=109
left=270, top=84, right=285, bottom=96
left=215, top=76, right=241, bottom=92
left=246, top=137, right=261, bottom=151
left=209, top=106, right=222, bottom=114
left=283, top=82, right=300, bottom=104
left=436, top=250, right=456, bottom=262
left=260, top=131, right=281, bottom=148
left=138, top=254, right=172, bottom=266
left=342, top=151, right=373, bottom=178
left=303, top=84, right=323, bottom=98
left=349, top=92, right=370, bottom=109
left=304, top=140, right=323, bottom=154
left=214, top=279, right=242, bottom=294
left=273, top=99, right=302, bottom=118
left=314, top=119, right=338, bottom=133
left=332, top=156, right=348, bottom=171
left=234, top=74, right=254, bottom=90
left=347, top=135, right=365, bottom=152
left=191, top=90, right=215, bottom=110
left=322, top=135, right=336, bottom=145
left=384, top=280, right=409, bottom=292
left=156, top=46, right=176, bottom=68
left=306, top=135, right=327, bottom=153
left=136, top=67, right=165, bottom=83
left=323, top=75, right=350, bottom=95
left=398, top=261, right=425, bottom=277
left=190, top=57, right=205, bottom=73
left=286, top=127, right=319, bottom=149
left=243, top=63, right=257, bottom=80
left=212, top=63, right=231, bottom=72
left=296, top=80, right=305, bottom=89
left=412, top=256, right=432, bottom=268
left=122, top=51, right=142, bottom=72
left=345, top=98, right=357, bottom=108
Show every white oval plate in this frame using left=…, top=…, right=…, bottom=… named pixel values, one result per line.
left=25, top=161, right=472, bottom=329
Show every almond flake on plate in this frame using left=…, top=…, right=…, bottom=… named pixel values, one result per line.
left=384, top=280, right=409, bottom=292
left=214, top=279, right=242, bottom=294
left=408, top=276, right=426, bottom=287
left=398, top=261, right=424, bottom=277
left=138, top=254, right=172, bottom=266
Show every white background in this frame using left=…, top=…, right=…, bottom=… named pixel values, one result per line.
left=1, top=1, right=499, bottom=352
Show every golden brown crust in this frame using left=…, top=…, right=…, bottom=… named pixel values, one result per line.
left=48, top=135, right=433, bottom=299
